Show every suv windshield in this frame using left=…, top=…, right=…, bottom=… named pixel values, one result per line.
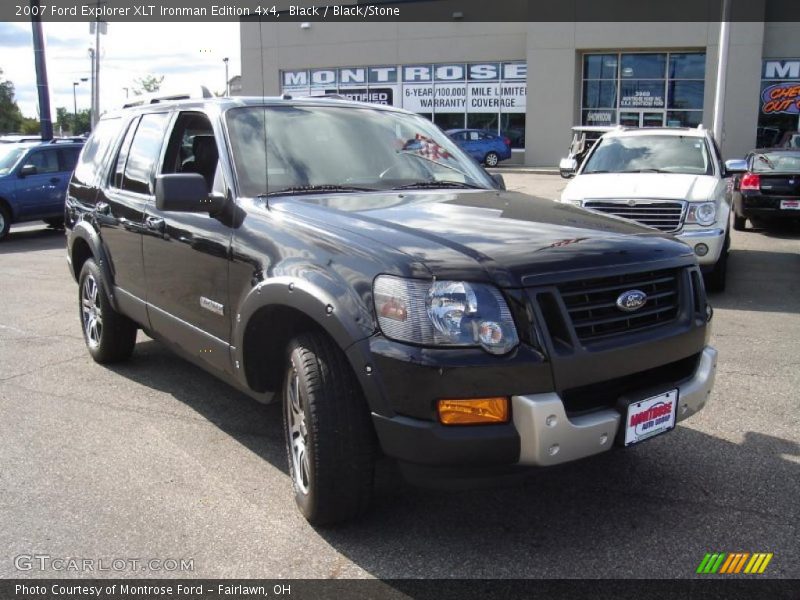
left=226, top=105, right=493, bottom=197
left=0, top=145, right=27, bottom=176
left=582, top=135, right=713, bottom=176
left=750, top=150, right=800, bottom=173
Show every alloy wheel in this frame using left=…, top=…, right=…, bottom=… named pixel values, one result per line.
left=286, top=362, right=311, bottom=494
left=81, top=274, right=103, bottom=348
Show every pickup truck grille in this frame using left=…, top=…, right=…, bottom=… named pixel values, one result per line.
left=583, top=199, right=686, bottom=232
left=557, top=268, right=681, bottom=342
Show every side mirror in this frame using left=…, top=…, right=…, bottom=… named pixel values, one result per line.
left=155, top=173, right=226, bottom=214
left=19, top=164, right=37, bottom=177
left=559, top=158, right=578, bottom=179
left=724, top=159, right=747, bottom=176
left=491, top=173, right=506, bottom=190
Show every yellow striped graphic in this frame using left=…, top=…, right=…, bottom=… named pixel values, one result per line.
left=758, top=553, right=773, bottom=573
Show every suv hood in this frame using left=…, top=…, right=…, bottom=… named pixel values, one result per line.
left=275, top=190, right=694, bottom=287
left=563, top=173, right=718, bottom=202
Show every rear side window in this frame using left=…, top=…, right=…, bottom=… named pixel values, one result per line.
left=58, top=147, right=82, bottom=172
left=26, top=149, right=59, bottom=174
left=121, top=112, right=170, bottom=195
left=112, top=118, right=139, bottom=189
left=73, top=117, right=123, bottom=187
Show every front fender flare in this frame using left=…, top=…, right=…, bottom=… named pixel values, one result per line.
left=231, top=278, right=393, bottom=416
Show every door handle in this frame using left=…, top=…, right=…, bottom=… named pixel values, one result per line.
left=95, top=201, right=110, bottom=215
left=145, top=216, right=166, bottom=233
left=49, top=177, right=60, bottom=185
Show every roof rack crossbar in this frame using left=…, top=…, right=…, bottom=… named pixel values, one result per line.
left=122, top=86, right=214, bottom=109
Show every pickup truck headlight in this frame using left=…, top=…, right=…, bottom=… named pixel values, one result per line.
left=373, top=275, right=519, bottom=355
left=686, top=202, right=716, bottom=226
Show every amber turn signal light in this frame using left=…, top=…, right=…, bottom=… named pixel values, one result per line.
left=437, top=397, right=510, bottom=425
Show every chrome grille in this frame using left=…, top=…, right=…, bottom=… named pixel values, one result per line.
left=583, top=199, right=686, bottom=232
left=557, top=268, right=681, bottom=342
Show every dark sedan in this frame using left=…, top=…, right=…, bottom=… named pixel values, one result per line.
left=727, top=148, right=800, bottom=230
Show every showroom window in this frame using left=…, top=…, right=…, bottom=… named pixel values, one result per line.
left=756, top=59, right=800, bottom=148
left=582, top=52, right=705, bottom=128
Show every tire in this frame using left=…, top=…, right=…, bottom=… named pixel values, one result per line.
left=732, top=213, right=747, bottom=231
left=484, top=151, right=500, bottom=167
left=78, top=259, right=137, bottom=363
left=282, top=331, right=375, bottom=525
left=44, top=217, right=65, bottom=229
left=0, top=204, right=10, bottom=241
left=704, top=232, right=729, bottom=293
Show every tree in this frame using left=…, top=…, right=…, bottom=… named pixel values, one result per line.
left=0, top=68, right=24, bottom=133
left=132, top=75, right=164, bottom=96
left=20, top=117, right=40, bottom=134
left=55, top=107, right=91, bottom=135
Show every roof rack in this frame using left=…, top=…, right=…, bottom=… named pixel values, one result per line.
left=122, top=86, right=214, bottom=109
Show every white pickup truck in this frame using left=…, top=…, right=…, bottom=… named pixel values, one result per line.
left=558, top=126, right=731, bottom=291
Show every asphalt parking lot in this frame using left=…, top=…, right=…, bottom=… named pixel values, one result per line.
left=1, top=173, right=798, bottom=580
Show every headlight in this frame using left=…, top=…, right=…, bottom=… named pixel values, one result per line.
left=562, top=198, right=583, bottom=206
left=686, top=202, right=716, bottom=226
left=373, top=276, right=519, bottom=355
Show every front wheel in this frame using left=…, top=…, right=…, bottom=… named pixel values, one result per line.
left=484, top=151, right=500, bottom=167
left=282, top=331, right=375, bottom=525
left=78, top=259, right=137, bottom=363
left=704, top=232, right=730, bottom=292
left=0, top=204, right=10, bottom=241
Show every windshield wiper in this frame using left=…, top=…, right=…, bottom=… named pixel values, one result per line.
left=393, top=180, right=484, bottom=190
left=620, top=168, right=670, bottom=173
left=262, top=184, right=378, bottom=197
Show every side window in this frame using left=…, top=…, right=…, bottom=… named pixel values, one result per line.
left=161, top=111, right=219, bottom=192
left=26, top=149, right=59, bottom=174
left=121, top=112, right=170, bottom=195
left=73, top=117, right=122, bottom=187
left=111, top=118, right=139, bottom=189
left=468, top=131, right=481, bottom=141
left=58, top=147, right=81, bottom=172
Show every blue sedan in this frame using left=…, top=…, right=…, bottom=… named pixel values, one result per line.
left=446, top=129, right=512, bottom=167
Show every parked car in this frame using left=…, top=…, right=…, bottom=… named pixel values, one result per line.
left=777, top=131, right=800, bottom=149
left=445, top=128, right=511, bottom=166
left=559, top=126, right=731, bottom=291
left=0, top=138, right=84, bottom=239
left=725, top=148, right=800, bottom=230
left=558, top=125, right=615, bottom=176
left=66, top=95, right=716, bottom=524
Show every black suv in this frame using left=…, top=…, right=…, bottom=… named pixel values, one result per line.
left=66, top=96, right=717, bottom=524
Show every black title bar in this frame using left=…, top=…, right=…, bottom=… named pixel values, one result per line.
left=3, top=0, right=800, bottom=22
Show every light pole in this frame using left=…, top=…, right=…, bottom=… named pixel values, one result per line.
left=88, top=47, right=95, bottom=127
left=73, top=81, right=79, bottom=123
left=223, top=57, right=229, bottom=96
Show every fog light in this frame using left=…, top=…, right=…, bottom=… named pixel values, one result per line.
left=694, top=243, right=709, bottom=257
left=437, top=397, right=509, bottom=425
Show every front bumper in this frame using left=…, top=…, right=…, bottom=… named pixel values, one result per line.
left=513, top=346, right=716, bottom=466
left=676, top=228, right=726, bottom=266
left=373, top=345, right=716, bottom=473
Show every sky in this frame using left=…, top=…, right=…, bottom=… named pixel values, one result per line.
left=0, top=21, right=241, bottom=121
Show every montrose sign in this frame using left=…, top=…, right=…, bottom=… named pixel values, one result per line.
left=281, top=62, right=527, bottom=114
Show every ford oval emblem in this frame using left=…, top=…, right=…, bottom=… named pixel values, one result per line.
left=616, top=289, right=648, bottom=312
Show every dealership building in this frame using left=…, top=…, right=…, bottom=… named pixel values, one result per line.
left=240, top=21, right=800, bottom=165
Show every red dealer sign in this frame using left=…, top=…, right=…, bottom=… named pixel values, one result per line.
left=761, top=82, right=800, bottom=114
